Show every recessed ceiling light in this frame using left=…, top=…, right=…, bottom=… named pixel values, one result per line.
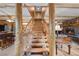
left=6, top=20, right=14, bottom=22
left=31, top=7, right=34, bottom=10
left=22, top=23, right=28, bottom=25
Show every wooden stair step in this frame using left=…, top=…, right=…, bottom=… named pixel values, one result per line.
left=32, top=41, right=48, bottom=43
left=32, top=39, right=47, bottom=42
left=31, top=43, right=49, bottom=46
left=32, top=45, right=42, bottom=48
left=30, top=48, right=49, bottom=53
left=32, top=40, right=48, bottom=43
left=31, top=52, right=43, bottom=55
left=30, top=54, right=43, bottom=56
left=32, top=41, right=41, bottom=43
left=31, top=43, right=49, bottom=48
left=33, top=36, right=47, bottom=39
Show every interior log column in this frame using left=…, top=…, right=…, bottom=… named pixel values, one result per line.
left=49, top=3, right=55, bottom=56
left=15, top=3, right=24, bottom=56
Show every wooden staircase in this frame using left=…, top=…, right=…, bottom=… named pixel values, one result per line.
left=24, top=7, right=49, bottom=56
left=24, top=19, right=49, bottom=56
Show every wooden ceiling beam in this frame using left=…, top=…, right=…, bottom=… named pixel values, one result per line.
left=24, top=4, right=35, bottom=17
left=41, top=7, right=47, bottom=18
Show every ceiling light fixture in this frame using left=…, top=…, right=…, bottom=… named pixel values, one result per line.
left=6, top=20, right=14, bottom=22
left=22, top=23, right=28, bottom=25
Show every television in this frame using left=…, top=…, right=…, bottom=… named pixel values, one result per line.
left=0, top=25, right=5, bottom=31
